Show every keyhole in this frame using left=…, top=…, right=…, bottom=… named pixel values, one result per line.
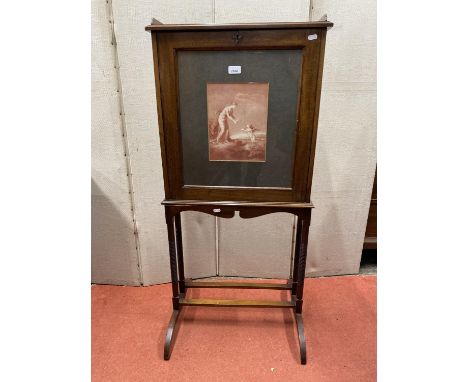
left=232, top=32, right=242, bottom=44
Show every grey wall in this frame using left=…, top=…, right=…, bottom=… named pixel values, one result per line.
left=91, top=0, right=141, bottom=285
left=91, top=0, right=376, bottom=285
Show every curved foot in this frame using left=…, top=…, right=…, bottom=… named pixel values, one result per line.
left=295, top=313, right=307, bottom=365
left=164, top=310, right=181, bottom=360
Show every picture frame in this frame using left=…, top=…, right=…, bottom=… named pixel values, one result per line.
left=146, top=22, right=333, bottom=202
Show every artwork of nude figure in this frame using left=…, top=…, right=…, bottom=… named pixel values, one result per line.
left=207, top=83, right=269, bottom=162
left=216, top=103, right=238, bottom=143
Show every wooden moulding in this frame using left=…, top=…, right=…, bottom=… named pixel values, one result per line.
left=145, top=21, right=334, bottom=32
left=162, top=200, right=314, bottom=208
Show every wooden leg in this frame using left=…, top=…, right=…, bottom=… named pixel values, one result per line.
left=164, top=207, right=182, bottom=360
left=175, top=213, right=186, bottom=294
left=294, top=211, right=311, bottom=365
left=165, top=207, right=180, bottom=310
left=291, top=218, right=303, bottom=296
left=295, top=313, right=307, bottom=365
left=295, top=212, right=310, bottom=314
left=164, top=310, right=181, bottom=360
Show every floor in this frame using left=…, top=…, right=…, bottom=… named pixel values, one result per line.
left=92, top=275, right=376, bottom=382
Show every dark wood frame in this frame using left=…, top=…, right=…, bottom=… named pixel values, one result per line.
left=146, top=21, right=333, bottom=365
left=147, top=21, right=333, bottom=202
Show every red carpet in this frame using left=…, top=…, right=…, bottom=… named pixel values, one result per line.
left=92, top=276, right=376, bottom=381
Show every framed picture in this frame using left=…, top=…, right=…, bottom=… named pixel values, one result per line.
left=207, top=83, right=269, bottom=162
left=147, top=22, right=332, bottom=202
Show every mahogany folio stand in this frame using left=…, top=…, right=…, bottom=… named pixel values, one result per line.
left=162, top=200, right=313, bottom=364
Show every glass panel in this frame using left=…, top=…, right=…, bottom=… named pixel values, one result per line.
left=178, top=50, right=302, bottom=188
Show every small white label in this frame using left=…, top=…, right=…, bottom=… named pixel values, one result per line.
left=213, top=208, right=221, bottom=213
left=307, top=34, right=318, bottom=41
left=228, top=65, right=241, bottom=74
